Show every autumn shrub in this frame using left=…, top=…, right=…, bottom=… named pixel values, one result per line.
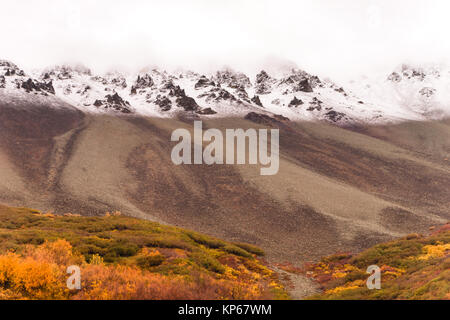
left=108, top=242, right=140, bottom=258
left=145, top=237, right=193, bottom=251
left=89, top=254, right=104, bottom=265
left=222, top=245, right=253, bottom=259
left=0, top=253, right=67, bottom=299
left=234, top=243, right=265, bottom=256
left=306, top=230, right=450, bottom=300
left=190, top=251, right=225, bottom=274
left=136, top=249, right=165, bottom=269
left=25, top=239, right=83, bottom=266
left=185, top=232, right=225, bottom=249
left=0, top=205, right=281, bottom=300
left=73, top=266, right=266, bottom=300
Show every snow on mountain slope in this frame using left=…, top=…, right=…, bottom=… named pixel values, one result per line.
left=1, top=59, right=449, bottom=125
left=348, top=64, right=450, bottom=121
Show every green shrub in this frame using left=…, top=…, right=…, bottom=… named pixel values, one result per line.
left=223, top=245, right=253, bottom=258
left=190, top=251, right=225, bottom=274
left=234, top=243, right=265, bottom=256
left=137, top=254, right=165, bottom=269
left=108, top=243, right=139, bottom=257
left=186, top=232, right=225, bottom=249
left=145, top=237, right=193, bottom=251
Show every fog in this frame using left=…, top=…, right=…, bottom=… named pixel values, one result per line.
left=1, top=0, right=449, bottom=80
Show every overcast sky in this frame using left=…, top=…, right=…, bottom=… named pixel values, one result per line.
left=1, top=0, right=449, bottom=80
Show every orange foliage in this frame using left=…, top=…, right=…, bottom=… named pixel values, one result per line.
left=0, top=252, right=67, bottom=299
left=0, top=240, right=270, bottom=300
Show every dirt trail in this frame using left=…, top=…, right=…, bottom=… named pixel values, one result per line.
left=271, top=266, right=320, bottom=300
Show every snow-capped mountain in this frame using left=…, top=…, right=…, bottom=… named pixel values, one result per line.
left=348, top=63, right=450, bottom=121
left=1, top=59, right=449, bottom=125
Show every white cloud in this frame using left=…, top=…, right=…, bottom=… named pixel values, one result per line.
left=1, top=0, right=449, bottom=80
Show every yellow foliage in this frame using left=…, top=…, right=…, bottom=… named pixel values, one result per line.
left=332, top=271, right=347, bottom=278
left=326, top=285, right=359, bottom=295
left=325, top=280, right=365, bottom=295
left=418, top=242, right=450, bottom=260
left=89, top=254, right=104, bottom=266
left=0, top=252, right=67, bottom=299
left=25, top=239, right=82, bottom=266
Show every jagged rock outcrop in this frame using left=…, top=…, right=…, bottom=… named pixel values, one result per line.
left=244, top=112, right=289, bottom=125
left=213, top=70, right=251, bottom=102
left=195, top=76, right=215, bottom=89
left=288, top=96, right=303, bottom=107
left=334, top=86, right=348, bottom=96
left=198, top=87, right=238, bottom=103
left=307, top=97, right=323, bottom=111
left=154, top=95, right=172, bottom=111
left=215, top=69, right=252, bottom=89
left=176, top=95, right=199, bottom=111
left=131, top=74, right=153, bottom=94
left=197, top=107, right=217, bottom=115
left=109, top=75, right=127, bottom=89
left=401, top=65, right=427, bottom=81
left=324, top=110, right=347, bottom=122
left=161, top=82, right=199, bottom=111
left=94, top=93, right=132, bottom=113
left=251, top=95, right=263, bottom=107
left=3, top=58, right=445, bottom=124
left=42, top=65, right=91, bottom=80
left=279, top=69, right=319, bottom=93
left=255, top=70, right=275, bottom=94
left=19, top=78, right=55, bottom=95
left=388, top=65, right=440, bottom=83
left=296, top=79, right=313, bottom=92
left=1, top=60, right=25, bottom=77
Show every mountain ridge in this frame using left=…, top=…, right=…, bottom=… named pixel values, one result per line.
left=2, top=59, right=449, bottom=125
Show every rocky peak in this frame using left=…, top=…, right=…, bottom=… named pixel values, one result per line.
left=198, top=87, right=238, bottom=104
left=401, top=64, right=426, bottom=81
left=0, top=60, right=18, bottom=69
left=215, top=69, right=252, bottom=89
left=388, top=64, right=441, bottom=82
left=288, top=96, right=303, bottom=107
left=131, top=74, right=153, bottom=94
left=162, top=82, right=200, bottom=111
left=255, top=70, right=275, bottom=94
left=0, top=60, right=25, bottom=77
left=154, top=95, right=172, bottom=111
left=195, top=75, right=215, bottom=89
left=94, top=92, right=132, bottom=113
left=251, top=95, right=263, bottom=107
left=307, top=97, right=323, bottom=111
left=42, top=64, right=91, bottom=80
left=324, top=110, right=347, bottom=122
left=278, top=69, right=319, bottom=93
left=105, top=72, right=127, bottom=89
left=19, top=78, right=55, bottom=95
